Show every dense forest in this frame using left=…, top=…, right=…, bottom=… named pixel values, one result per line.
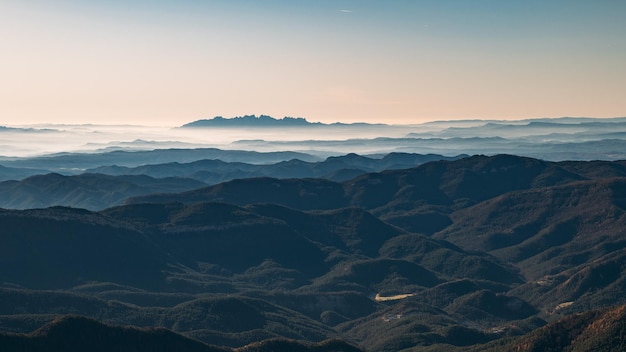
left=2, top=153, right=626, bottom=351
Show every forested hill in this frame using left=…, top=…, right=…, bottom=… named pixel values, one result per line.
left=2, top=154, right=626, bottom=351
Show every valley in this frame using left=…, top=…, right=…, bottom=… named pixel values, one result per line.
left=5, top=0, right=625, bottom=347
left=1, top=147, right=626, bottom=351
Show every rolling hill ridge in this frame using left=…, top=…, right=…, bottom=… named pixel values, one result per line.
left=2, top=154, right=626, bottom=350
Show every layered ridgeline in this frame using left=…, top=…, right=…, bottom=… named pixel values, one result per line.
left=4, top=116, right=626, bottom=162
left=2, top=155, right=626, bottom=351
left=182, top=114, right=319, bottom=127
left=0, top=315, right=362, bottom=352
left=0, top=147, right=319, bottom=173
left=0, top=152, right=464, bottom=210
left=180, top=114, right=386, bottom=127
left=180, top=115, right=626, bottom=161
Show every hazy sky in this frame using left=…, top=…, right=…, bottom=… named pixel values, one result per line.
left=1, top=0, right=625, bottom=126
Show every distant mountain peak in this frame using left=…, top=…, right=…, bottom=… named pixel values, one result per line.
left=181, top=115, right=319, bottom=127
left=180, top=115, right=388, bottom=128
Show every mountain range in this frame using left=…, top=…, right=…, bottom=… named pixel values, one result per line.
left=181, top=115, right=386, bottom=128
left=182, top=115, right=319, bottom=127
left=0, top=152, right=464, bottom=210
left=87, top=152, right=466, bottom=183
left=0, top=173, right=206, bottom=210
left=1, top=154, right=626, bottom=350
left=4, top=116, right=626, bottom=161
left=0, top=148, right=318, bottom=173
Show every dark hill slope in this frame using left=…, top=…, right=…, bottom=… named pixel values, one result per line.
left=508, top=247, right=626, bottom=316
left=102, top=202, right=328, bottom=278
left=0, top=203, right=324, bottom=290
left=131, top=154, right=574, bottom=209
left=128, top=154, right=587, bottom=234
left=0, top=201, right=536, bottom=350
left=307, top=258, right=442, bottom=294
left=88, top=153, right=465, bottom=184
left=1, top=201, right=415, bottom=291
left=0, top=289, right=339, bottom=348
left=91, top=158, right=260, bottom=183
left=0, top=207, right=169, bottom=289
left=237, top=338, right=364, bottom=352
left=0, top=315, right=364, bottom=352
left=436, top=178, right=626, bottom=275
left=0, top=316, right=228, bottom=352
left=380, top=234, right=522, bottom=284
left=337, top=298, right=490, bottom=351
left=246, top=204, right=405, bottom=257
left=343, top=154, right=582, bottom=212
left=0, top=173, right=205, bottom=210
left=128, top=177, right=348, bottom=210
left=436, top=178, right=626, bottom=312
left=558, top=159, right=626, bottom=179
left=465, top=304, right=626, bottom=352
left=5, top=155, right=626, bottom=350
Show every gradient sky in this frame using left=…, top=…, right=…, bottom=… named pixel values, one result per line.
left=1, top=0, right=625, bottom=126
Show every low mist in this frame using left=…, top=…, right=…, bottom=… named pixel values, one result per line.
left=2, top=118, right=626, bottom=161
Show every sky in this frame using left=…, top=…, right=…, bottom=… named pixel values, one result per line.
left=1, top=0, right=625, bottom=126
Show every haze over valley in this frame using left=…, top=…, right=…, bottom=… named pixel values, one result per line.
left=4, top=115, right=626, bottom=160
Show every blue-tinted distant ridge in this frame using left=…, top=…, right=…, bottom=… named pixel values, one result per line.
left=182, top=115, right=316, bottom=127
left=181, top=115, right=386, bottom=128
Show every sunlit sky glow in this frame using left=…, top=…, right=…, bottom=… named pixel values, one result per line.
left=1, top=0, right=625, bottom=126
